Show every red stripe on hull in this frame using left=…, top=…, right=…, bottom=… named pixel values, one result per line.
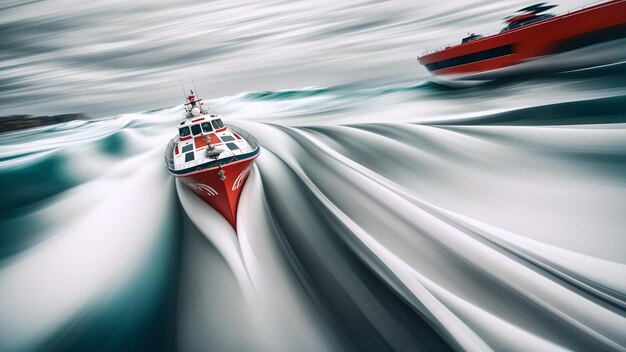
left=176, top=155, right=258, bottom=229
left=418, top=0, right=626, bottom=77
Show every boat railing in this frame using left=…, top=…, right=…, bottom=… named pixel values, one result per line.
left=164, top=138, right=177, bottom=170
left=419, top=0, right=609, bottom=56
left=165, top=124, right=260, bottom=172
left=226, top=124, right=260, bottom=151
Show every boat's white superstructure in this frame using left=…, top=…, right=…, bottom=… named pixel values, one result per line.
left=171, top=113, right=257, bottom=173
left=164, top=90, right=260, bottom=229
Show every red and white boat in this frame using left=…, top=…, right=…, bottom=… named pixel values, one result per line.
left=417, top=0, right=626, bottom=80
left=165, top=91, right=260, bottom=228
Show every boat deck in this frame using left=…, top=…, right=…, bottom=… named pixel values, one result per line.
left=165, top=123, right=259, bottom=174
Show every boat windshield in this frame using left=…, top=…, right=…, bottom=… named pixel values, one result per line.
left=191, top=124, right=202, bottom=136
left=179, top=126, right=190, bottom=137
left=212, top=118, right=225, bottom=129
left=201, top=122, right=213, bottom=133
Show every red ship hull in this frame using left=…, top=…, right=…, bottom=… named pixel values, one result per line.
left=173, top=153, right=259, bottom=229
left=418, top=0, right=626, bottom=79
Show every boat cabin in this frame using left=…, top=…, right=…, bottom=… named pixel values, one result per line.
left=500, top=13, right=555, bottom=32
left=500, top=3, right=557, bottom=33
left=177, top=115, right=225, bottom=141
left=171, top=113, right=255, bottom=171
left=462, top=33, right=484, bottom=43
left=164, top=90, right=258, bottom=172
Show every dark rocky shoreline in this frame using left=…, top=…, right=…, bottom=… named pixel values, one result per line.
left=0, top=114, right=88, bottom=133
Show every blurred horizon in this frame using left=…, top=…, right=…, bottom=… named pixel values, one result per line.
left=1, top=0, right=594, bottom=117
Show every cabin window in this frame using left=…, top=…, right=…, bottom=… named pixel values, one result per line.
left=212, top=119, right=224, bottom=129
left=191, top=124, right=202, bottom=136
left=201, top=122, right=213, bottom=133
left=179, top=126, right=190, bottom=137
left=425, top=44, right=514, bottom=71
left=185, top=152, right=195, bottom=162
left=226, top=142, right=239, bottom=151
left=181, top=144, right=193, bottom=153
left=220, top=135, right=235, bottom=142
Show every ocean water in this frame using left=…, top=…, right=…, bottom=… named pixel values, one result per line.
left=1, top=0, right=626, bottom=351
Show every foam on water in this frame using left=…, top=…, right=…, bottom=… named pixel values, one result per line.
left=2, top=68, right=625, bottom=351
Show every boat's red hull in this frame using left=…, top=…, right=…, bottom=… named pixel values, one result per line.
left=174, top=154, right=258, bottom=229
left=418, top=0, right=626, bottom=79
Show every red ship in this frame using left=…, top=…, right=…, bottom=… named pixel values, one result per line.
left=165, top=90, right=260, bottom=228
left=417, top=1, right=626, bottom=80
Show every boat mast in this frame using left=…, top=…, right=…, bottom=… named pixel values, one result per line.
left=190, top=75, right=209, bottom=113
left=191, top=75, right=199, bottom=98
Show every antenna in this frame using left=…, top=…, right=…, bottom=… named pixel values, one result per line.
left=190, top=74, right=199, bottom=98
left=179, top=79, right=186, bottom=100
left=189, top=74, right=208, bottom=112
